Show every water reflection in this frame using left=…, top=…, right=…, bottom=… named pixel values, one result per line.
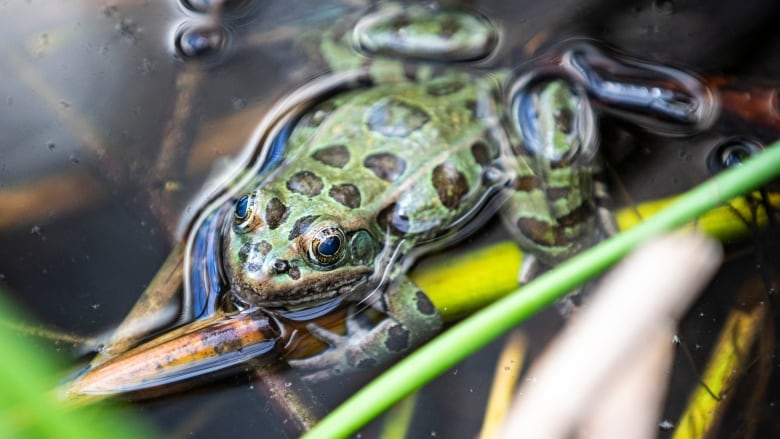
left=0, top=0, right=779, bottom=438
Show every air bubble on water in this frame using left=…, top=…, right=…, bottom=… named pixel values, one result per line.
left=91, top=303, right=101, bottom=310
left=175, top=24, right=225, bottom=58
left=658, top=420, right=675, bottom=431
left=181, top=0, right=236, bottom=13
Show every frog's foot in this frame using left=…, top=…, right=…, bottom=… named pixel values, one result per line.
left=288, top=307, right=404, bottom=382
left=518, top=254, right=545, bottom=285
left=289, top=276, right=442, bottom=382
left=595, top=179, right=619, bottom=238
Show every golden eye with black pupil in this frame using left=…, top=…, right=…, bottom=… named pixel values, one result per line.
left=308, top=227, right=345, bottom=267
left=233, top=193, right=259, bottom=232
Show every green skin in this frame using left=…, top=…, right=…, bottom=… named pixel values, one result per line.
left=222, top=8, right=603, bottom=379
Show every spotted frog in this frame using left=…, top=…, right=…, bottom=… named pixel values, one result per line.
left=200, top=5, right=609, bottom=378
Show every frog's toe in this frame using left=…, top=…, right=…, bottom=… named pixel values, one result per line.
left=305, top=322, right=347, bottom=346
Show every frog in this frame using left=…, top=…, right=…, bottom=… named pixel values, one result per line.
left=206, top=4, right=611, bottom=380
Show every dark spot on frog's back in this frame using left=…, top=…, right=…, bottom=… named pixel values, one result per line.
left=470, top=140, right=492, bottom=165
left=516, top=217, right=567, bottom=247
left=432, top=162, right=469, bottom=209
left=311, top=144, right=350, bottom=168
left=367, top=98, right=430, bottom=138
left=286, top=171, right=324, bottom=197
left=288, top=215, right=320, bottom=241
left=329, top=183, right=362, bottom=209
left=384, top=324, right=410, bottom=352
left=265, top=197, right=289, bottom=230
left=415, top=290, right=436, bottom=315
left=364, top=153, right=406, bottom=182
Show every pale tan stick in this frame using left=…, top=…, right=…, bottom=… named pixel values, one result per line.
left=500, top=232, right=723, bottom=438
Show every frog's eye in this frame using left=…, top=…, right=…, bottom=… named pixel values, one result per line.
left=233, top=193, right=259, bottom=232
left=707, top=138, right=763, bottom=175
left=308, top=227, right=346, bottom=267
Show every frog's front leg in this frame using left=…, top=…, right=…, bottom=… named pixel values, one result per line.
left=288, top=276, right=442, bottom=382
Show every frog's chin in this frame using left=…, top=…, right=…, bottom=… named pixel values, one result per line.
left=232, top=268, right=375, bottom=309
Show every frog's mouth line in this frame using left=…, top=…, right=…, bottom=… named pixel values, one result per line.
left=236, top=269, right=374, bottom=308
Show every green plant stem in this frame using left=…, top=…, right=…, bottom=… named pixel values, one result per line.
left=0, top=292, right=154, bottom=439
left=302, top=139, right=780, bottom=439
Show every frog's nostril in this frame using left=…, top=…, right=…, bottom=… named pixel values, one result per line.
left=271, top=259, right=290, bottom=274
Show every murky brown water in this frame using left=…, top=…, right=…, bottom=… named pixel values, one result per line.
left=1, top=0, right=780, bottom=437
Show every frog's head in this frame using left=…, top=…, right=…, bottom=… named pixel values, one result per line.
left=222, top=189, right=380, bottom=308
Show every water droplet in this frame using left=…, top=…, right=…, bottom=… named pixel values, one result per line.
left=231, top=97, right=246, bottom=110
left=101, top=5, right=119, bottom=18
left=138, top=57, right=158, bottom=75
left=175, top=24, right=225, bottom=58
left=658, top=420, right=675, bottom=430
left=284, top=381, right=292, bottom=387
left=91, top=303, right=101, bottom=310
left=115, top=18, right=141, bottom=43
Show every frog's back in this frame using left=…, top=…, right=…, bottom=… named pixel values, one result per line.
left=261, top=72, right=507, bottom=239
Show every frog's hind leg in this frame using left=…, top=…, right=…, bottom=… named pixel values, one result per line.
left=594, top=178, right=619, bottom=239
left=289, top=275, right=442, bottom=382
